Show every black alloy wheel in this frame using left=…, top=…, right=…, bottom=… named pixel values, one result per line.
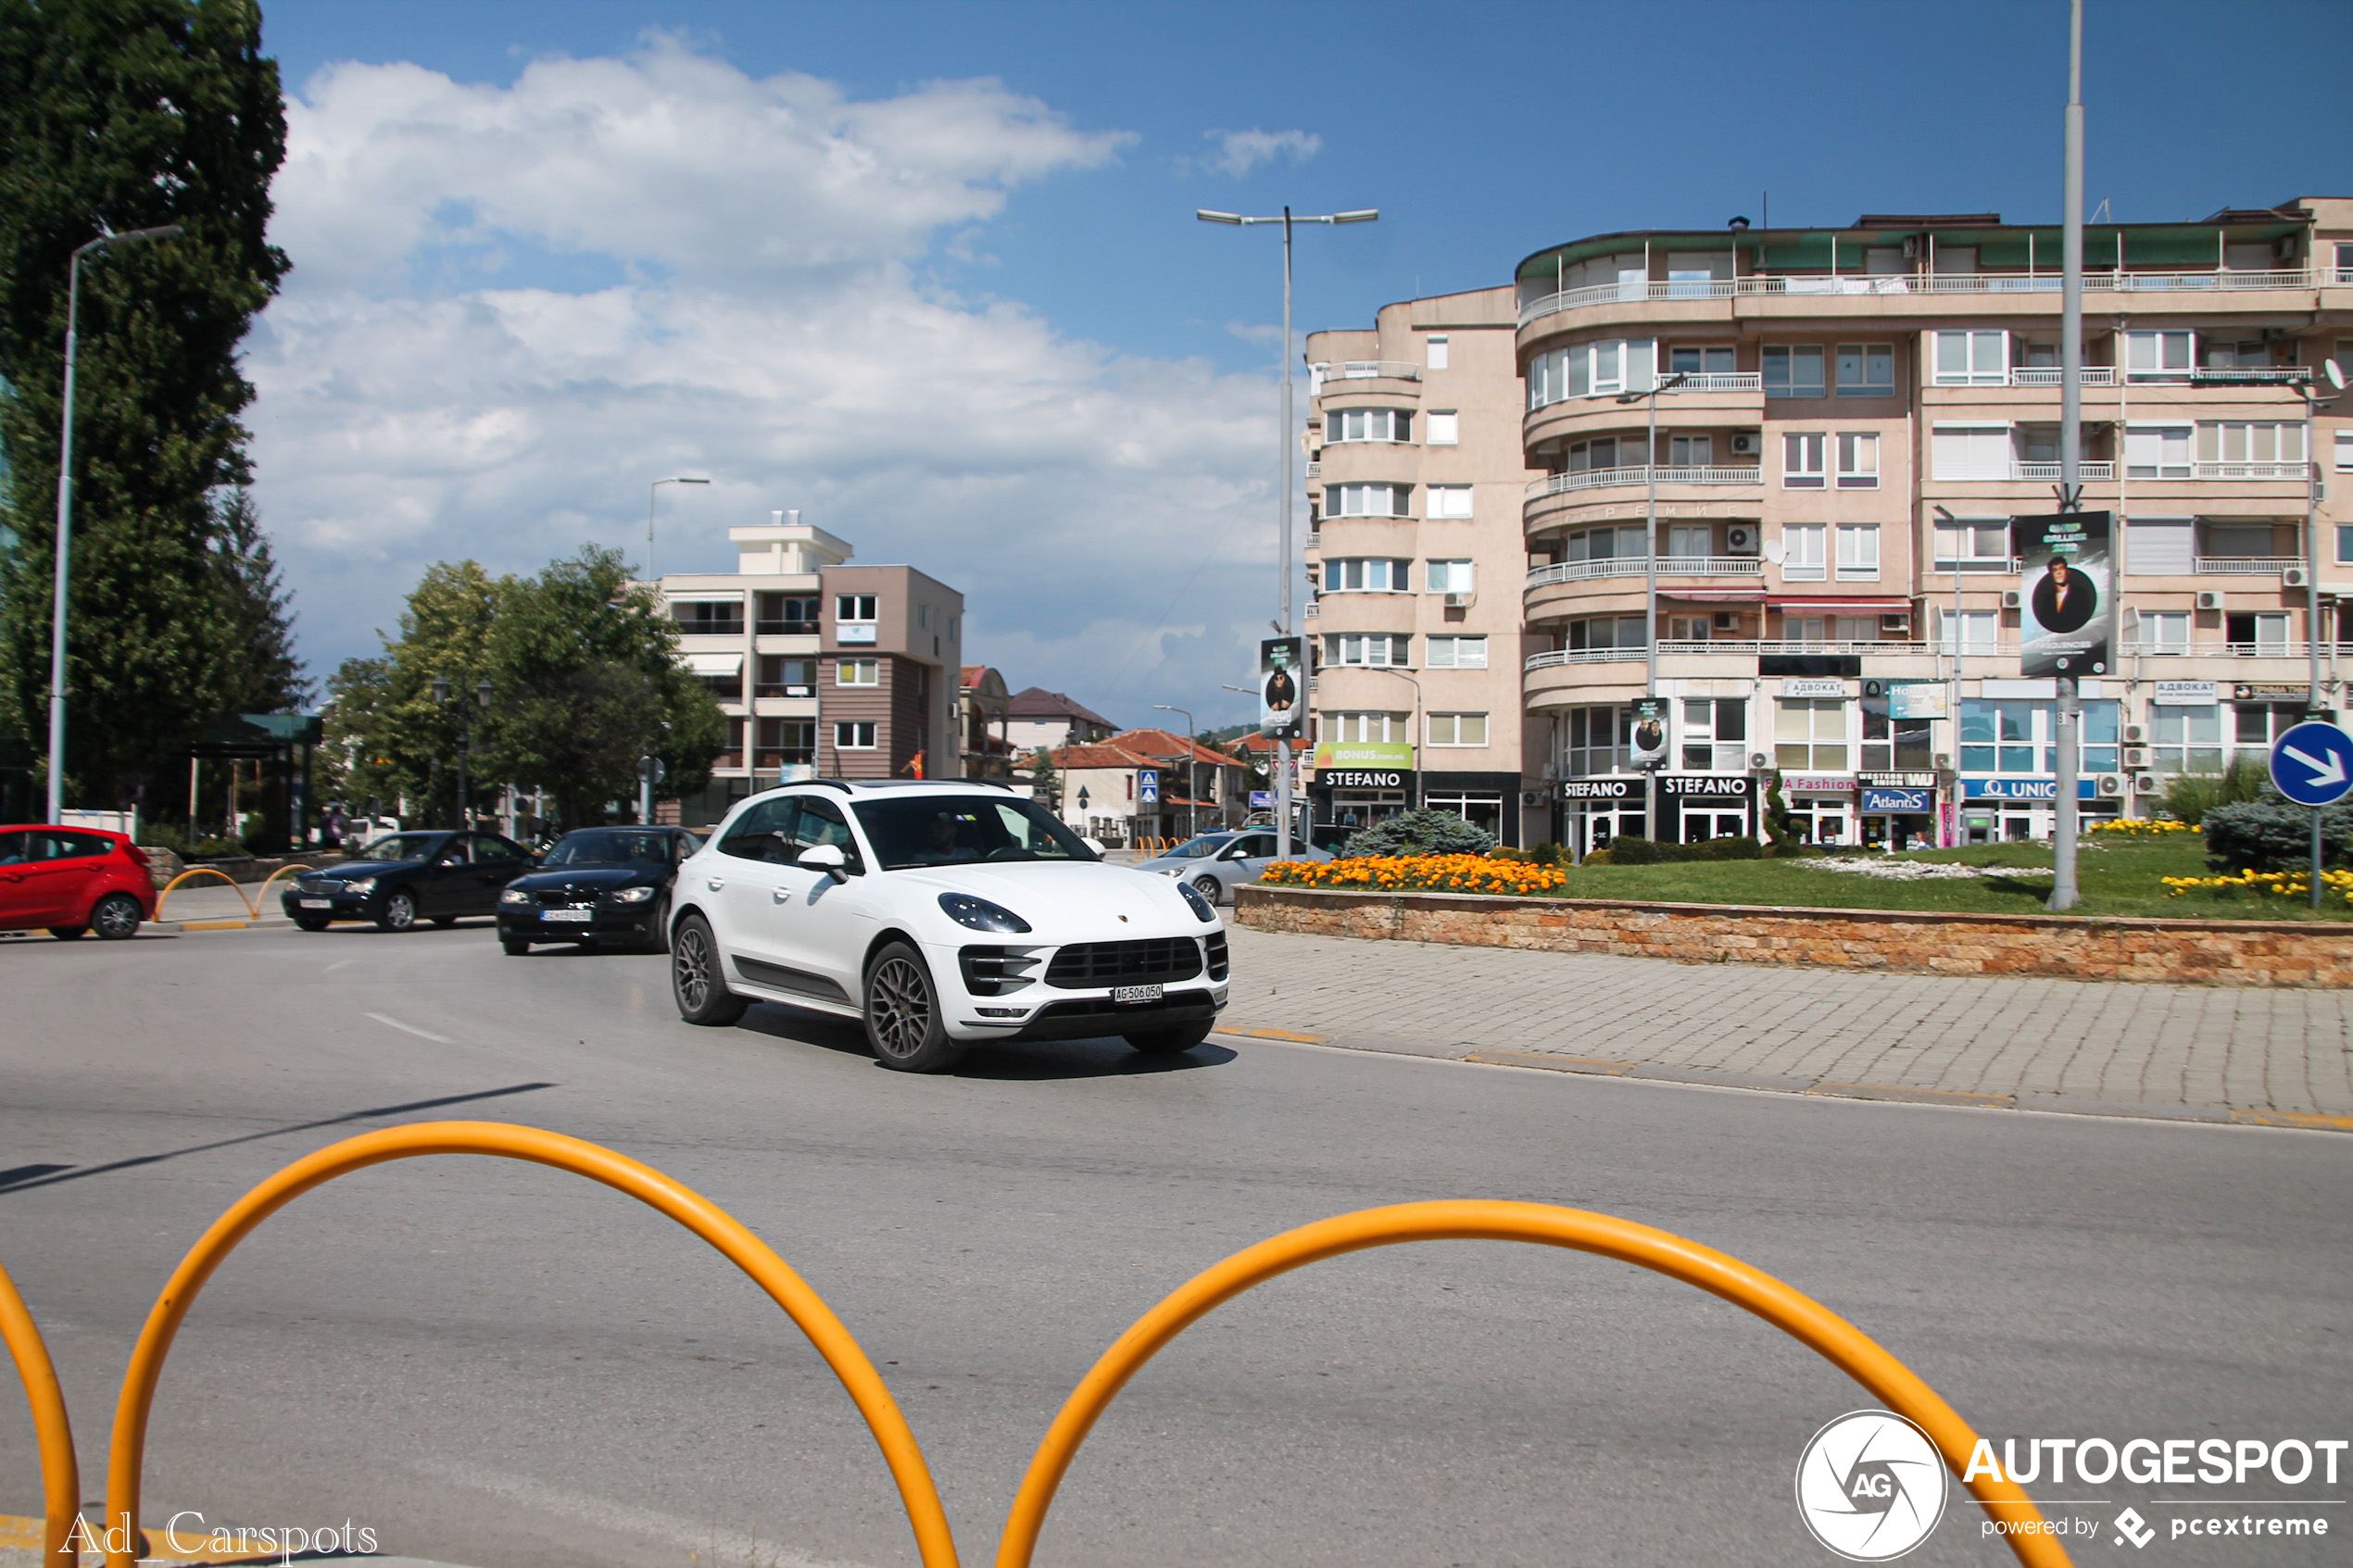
left=863, top=942, right=964, bottom=1073
left=671, top=913, right=748, bottom=1026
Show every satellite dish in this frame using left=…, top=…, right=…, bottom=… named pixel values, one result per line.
left=2325, top=359, right=2347, bottom=393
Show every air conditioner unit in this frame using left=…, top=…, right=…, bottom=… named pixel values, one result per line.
left=2097, top=775, right=2124, bottom=798
left=1443, top=592, right=1473, bottom=608
left=2122, top=723, right=2147, bottom=745
left=1881, top=613, right=1911, bottom=634
left=2134, top=772, right=2162, bottom=793
left=1725, top=525, right=1760, bottom=554
left=1749, top=752, right=1771, bottom=771
left=2196, top=590, right=2225, bottom=611
left=2284, top=566, right=2311, bottom=588
left=1713, top=610, right=1741, bottom=630
left=2001, top=590, right=2023, bottom=609
left=2122, top=746, right=2150, bottom=769
left=1728, top=433, right=1762, bottom=456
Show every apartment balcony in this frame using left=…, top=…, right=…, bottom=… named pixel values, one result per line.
left=2005, top=367, right=2117, bottom=386
left=1518, top=268, right=2333, bottom=330
left=2192, top=461, right=2310, bottom=481
left=2195, top=557, right=2304, bottom=575
left=1526, top=557, right=1765, bottom=588
left=1932, top=461, right=2116, bottom=483
left=1310, top=360, right=1421, bottom=396
left=1528, top=466, right=1764, bottom=498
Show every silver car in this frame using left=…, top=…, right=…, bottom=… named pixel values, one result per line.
left=1136, top=828, right=1331, bottom=905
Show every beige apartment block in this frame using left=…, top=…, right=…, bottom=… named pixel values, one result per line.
left=653, top=513, right=965, bottom=825
left=1507, top=198, right=2353, bottom=851
left=1304, top=284, right=1547, bottom=846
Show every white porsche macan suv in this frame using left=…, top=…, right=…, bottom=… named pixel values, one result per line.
left=668, top=781, right=1229, bottom=1072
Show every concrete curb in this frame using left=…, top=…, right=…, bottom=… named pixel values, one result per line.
left=1210, top=1026, right=2349, bottom=1132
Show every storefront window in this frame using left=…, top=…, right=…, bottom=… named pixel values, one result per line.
left=1860, top=700, right=1934, bottom=770
left=1565, top=705, right=1628, bottom=777
left=1774, top=698, right=1848, bottom=770
left=2149, top=706, right=2223, bottom=773
left=1680, top=697, right=1749, bottom=771
left=1960, top=699, right=2036, bottom=772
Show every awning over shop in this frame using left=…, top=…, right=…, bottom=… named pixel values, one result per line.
left=686, top=652, right=744, bottom=676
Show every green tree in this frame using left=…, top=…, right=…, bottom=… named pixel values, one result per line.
left=320, top=560, right=506, bottom=826
left=1026, top=745, right=1058, bottom=800
left=212, top=485, right=306, bottom=713
left=0, top=0, right=293, bottom=808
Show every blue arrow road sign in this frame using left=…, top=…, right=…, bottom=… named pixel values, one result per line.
left=2270, top=721, right=2353, bottom=807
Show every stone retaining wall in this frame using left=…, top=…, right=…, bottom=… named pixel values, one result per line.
left=1233, top=885, right=2353, bottom=988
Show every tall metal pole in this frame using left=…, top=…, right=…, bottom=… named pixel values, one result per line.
left=1279, top=207, right=1295, bottom=861
left=2050, top=0, right=2085, bottom=910
left=1618, top=370, right=1685, bottom=845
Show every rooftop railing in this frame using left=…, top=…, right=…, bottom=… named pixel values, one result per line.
left=1519, top=268, right=2334, bottom=327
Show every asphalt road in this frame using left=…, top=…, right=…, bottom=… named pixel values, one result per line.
left=2, top=921, right=2347, bottom=1567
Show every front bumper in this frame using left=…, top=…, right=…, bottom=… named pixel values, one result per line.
left=931, top=928, right=1230, bottom=1041
left=283, top=890, right=375, bottom=922
left=497, top=906, right=661, bottom=941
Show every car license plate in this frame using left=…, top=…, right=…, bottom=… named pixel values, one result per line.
left=1112, top=984, right=1163, bottom=1005
left=299, top=897, right=331, bottom=909
left=543, top=908, right=593, bottom=922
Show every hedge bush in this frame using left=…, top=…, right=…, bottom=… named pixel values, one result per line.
left=2201, top=800, right=2353, bottom=872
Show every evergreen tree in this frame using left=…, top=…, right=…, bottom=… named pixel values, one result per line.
left=0, top=0, right=292, bottom=808
left=212, top=485, right=307, bottom=712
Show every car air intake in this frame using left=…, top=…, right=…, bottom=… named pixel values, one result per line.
left=1044, top=937, right=1204, bottom=989
left=1205, top=931, right=1228, bottom=982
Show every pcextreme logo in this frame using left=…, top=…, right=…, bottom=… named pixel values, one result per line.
left=1795, top=1410, right=1949, bottom=1561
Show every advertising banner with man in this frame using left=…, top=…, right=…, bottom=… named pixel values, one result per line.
left=1259, top=636, right=1304, bottom=738
left=2013, top=511, right=2114, bottom=678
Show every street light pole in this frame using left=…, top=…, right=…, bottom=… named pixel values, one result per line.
left=1198, top=205, right=1378, bottom=863
left=46, top=223, right=182, bottom=824
left=645, top=476, right=710, bottom=582
left=1153, top=704, right=1197, bottom=835
left=1617, top=370, right=1688, bottom=846
left=2049, top=0, right=2086, bottom=910
left=434, top=676, right=493, bottom=829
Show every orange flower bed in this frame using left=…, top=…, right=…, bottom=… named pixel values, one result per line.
left=1261, top=853, right=1570, bottom=897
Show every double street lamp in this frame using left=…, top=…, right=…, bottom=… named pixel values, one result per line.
left=47, top=224, right=182, bottom=823
left=433, top=675, right=494, bottom=829
left=1197, top=205, right=1378, bottom=861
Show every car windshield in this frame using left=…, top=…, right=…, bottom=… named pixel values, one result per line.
left=1161, top=834, right=1236, bottom=859
left=353, top=834, right=442, bottom=863
left=543, top=830, right=673, bottom=867
left=852, top=795, right=1099, bottom=870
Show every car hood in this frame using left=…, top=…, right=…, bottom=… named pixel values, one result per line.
left=889, top=859, right=1215, bottom=939
left=507, top=865, right=667, bottom=892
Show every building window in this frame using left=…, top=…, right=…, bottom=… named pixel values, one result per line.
left=757, top=718, right=815, bottom=765
left=1934, top=518, right=2011, bottom=571
left=699, top=669, right=743, bottom=703
left=1328, top=483, right=1411, bottom=518
left=1931, top=424, right=2012, bottom=481
left=1562, top=523, right=1645, bottom=561
left=2078, top=701, right=2120, bottom=774
left=1326, top=633, right=1409, bottom=667
left=836, top=594, right=878, bottom=623
left=2124, top=330, right=2194, bottom=382
left=2338, top=525, right=2353, bottom=565
left=1427, top=410, right=1459, bottom=445
left=837, top=659, right=879, bottom=686
left=1567, top=615, right=1646, bottom=650
left=2196, top=421, right=2308, bottom=469
left=1860, top=699, right=1933, bottom=771
left=1960, top=699, right=2036, bottom=772
left=2336, top=431, right=2353, bottom=473
left=1426, top=484, right=1474, bottom=519
left=1424, top=636, right=1487, bottom=669
left=1426, top=559, right=1474, bottom=594
left=1668, top=345, right=1737, bottom=376
left=1785, top=615, right=1878, bottom=644
left=1666, top=615, right=1714, bottom=640
left=834, top=721, right=877, bottom=750
left=1327, top=710, right=1407, bottom=743
left=1931, top=330, right=2007, bottom=385
left=673, top=600, right=745, bottom=635
left=1428, top=713, right=1489, bottom=747
left=1324, top=558, right=1410, bottom=593
left=1938, top=608, right=2000, bottom=651
left=1763, top=345, right=1825, bottom=398
left=1665, top=523, right=1710, bottom=558
left=2124, top=424, right=2193, bottom=480
left=1835, top=523, right=1881, bottom=580
left=2226, top=612, right=2292, bottom=654
left=1426, top=334, right=1449, bottom=370
left=1781, top=523, right=1827, bottom=581
left=1782, top=432, right=1827, bottom=488
left=1680, top=697, right=1749, bottom=771
left=1835, top=344, right=1895, bottom=396
left=755, top=594, right=821, bottom=633
left=1667, top=434, right=1713, bottom=467
left=2149, top=705, right=2222, bottom=772
left=1327, top=408, right=1413, bottom=444
left=1564, top=705, right=1628, bottom=776
left=2131, top=609, right=2191, bottom=653
left=1528, top=340, right=1657, bottom=408
left=756, top=656, right=817, bottom=696
left=1835, top=432, right=1880, bottom=488
left=1775, top=698, right=1848, bottom=770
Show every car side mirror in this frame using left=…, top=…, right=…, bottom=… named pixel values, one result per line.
left=800, top=843, right=849, bottom=884
left=1082, top=836, right=1107, bottom=858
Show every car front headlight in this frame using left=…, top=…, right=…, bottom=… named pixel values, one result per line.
left=610, top=884, right=658, bottom=904
left=498, top=886, right=531, bottom=905
left=343, top=877, right=376, bottom=896
left=938, top=892, right=1031, bottom=934
left=1176, top=880, right=1217, bottom=923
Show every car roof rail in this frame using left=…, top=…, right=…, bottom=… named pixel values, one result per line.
left=796, top=778, right=854, bottom=794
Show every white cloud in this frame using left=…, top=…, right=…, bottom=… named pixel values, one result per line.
left=250, top=40, right=1284, bottom=724
left=1193, top=128, right=1323, bottom=179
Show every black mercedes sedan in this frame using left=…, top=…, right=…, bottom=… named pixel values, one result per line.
left=284, top=830, right=536, bottom=931
left=495, top=826, right=699, bottom=955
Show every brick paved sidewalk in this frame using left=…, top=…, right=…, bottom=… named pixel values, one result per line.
left=1218, top=926, right=2353, bottom=1125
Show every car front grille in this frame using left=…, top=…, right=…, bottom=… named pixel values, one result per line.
left=1205, top=930, right=1228, bottom=981
left=535, top=887, right=601, bottom=909
left=1044, top=937, right=1203, bottom=989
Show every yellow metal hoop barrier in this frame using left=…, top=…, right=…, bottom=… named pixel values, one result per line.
left=994, top=1200, right=2069, bottom=1568
left=0, top=1258, right=80, bottom=1562
left=250, top=863, right=313, bottom=914
left=99, top=1122, right=958, bottom=1568
left=155, top=864, right=314, bottom=922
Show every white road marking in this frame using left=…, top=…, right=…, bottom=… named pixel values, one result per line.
left=365, top=1012, right=451, bottom=1043
left=324, top=959, right=356, bottom=974
left=409, top=1456, right=875, bottom=1568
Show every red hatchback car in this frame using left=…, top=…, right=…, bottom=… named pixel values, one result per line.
left=0, top=825, right=157, bottom=940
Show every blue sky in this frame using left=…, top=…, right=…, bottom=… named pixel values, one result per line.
left=248, top=0, right=2353, bottom=727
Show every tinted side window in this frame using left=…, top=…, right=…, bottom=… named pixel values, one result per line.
left=0, top=831, right=29, bottom=865
left=436, top=837, right=471, bottom=864
left=719, top=797, right=799, bottom=862
left=30, top=832, right=110, bottom=860
left=1243, top=835, right=1277, bottom=858
left=470, top=835, right=526, bottom=863
left=793, top=797, right=863, bottom=872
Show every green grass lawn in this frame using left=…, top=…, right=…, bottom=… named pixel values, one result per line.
left=1532, top=835, right=2353, bottom=922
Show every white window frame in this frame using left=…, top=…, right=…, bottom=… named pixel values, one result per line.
left=1427, top=410, right=1460, bottom=445
left=1426, top=559, right=1475, bottom=594
left=836, top=594, right=878, bottom=622
left=1427, top=712, right=1490, bottom=747
left=1937, top=608, right=2001, bottom=652
left=1774, top=697, right=1850, bottom=771
left=1781, top=524, right=1827, bottom=582
left=2336, top=430, right=2353, bottom=473
left=1667, top=433, right=1713, bottom=467
left=1834, top=343, right=1894, bottom=396
left=1931, top=330, right=2008, bottom=386
left=2133, top=608, right=2192, bottom=653
left=1426, top=334, right=1449, bottom=370
left=837, top=658, right=879, bottom=686
left=1931, top=423, right=2013, bottom=482
left=834, top=721, right=877, bottom=749
left=2124, top=423, right=2193, bottom=481
left=1667, top=345, right=1738, bottom=376
left=1835, top=523, right=1881, bottom=581
left=1327, top=408, right=1413, bottom=445
left=1425, top=636, right=1488, bottom=669
left=1835, top=431, right=1880, bottom=488
left=1425, top=484, right=1474, bottom=519
left=2125, top=329, right=2194, bottom=382
left=2196, top=420, right=2307, bottom=468
left=1328, top=483, right=1411, bottom=518
left=1327, top=633, right=1409, bottom=668
left=1328, top=710, right=1408, bottom=744
left=1325, top=558, right=1411, bottom=593
left=1782, top=432, right=1826, bottom=488
left=1933, top=516, right=2012, bottom=571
